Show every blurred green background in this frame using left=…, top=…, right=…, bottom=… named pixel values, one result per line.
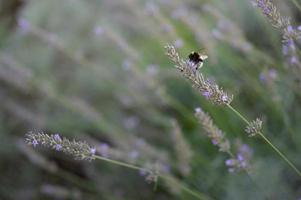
left=1, top=0, right=301, bottom=199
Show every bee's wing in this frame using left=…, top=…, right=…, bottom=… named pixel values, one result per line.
left=200, top=54, right=208, bottom=60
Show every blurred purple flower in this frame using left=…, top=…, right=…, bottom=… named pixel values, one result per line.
left=225, top=159, right=235, bottom=166
left=54, top=133, right=62, bottom=142
left=203, top=91, right=212, bottom=99
left=32, top=139, right=38, bottom=147
left=211, top=139, right=219, bottom=146
left=99, top=143, right=109, bottom=157
left=93, top=26, right=104, bottom=36
left=287, top=25, right=294, bottom=34
left=290, top=56, right=298, bottom=64
left=90, top=147, right=96, bottom=155
left=55, top=144, right=62, bottom=151
left=18, top=18, right=29, bottom=30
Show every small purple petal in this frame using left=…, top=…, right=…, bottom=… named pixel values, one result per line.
left=54, top=134, right=62, bottom=142
left=55, top=144, right=62, bottom=151
left=202, top=91, right=211, bottom=98
left=290, top=56, right=298, bottom=64
left=225, top=159, right=235, bottom=166
left=195, top=107, right=202, bottom=113
left=237, top=154, right=244, bottom=161
left=90, top=147, right=96, bottom=155
left=32, top=139, right=38, bottom=147
left=287, top=25, right=293, bottom=33
left=211, top=139, right=219, bottom=145
left=222, top=95, right=228, bottom=102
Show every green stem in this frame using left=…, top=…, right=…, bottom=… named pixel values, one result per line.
left=93, top=155, right=209, bottom=200
left=258, top=132, right=301, bottom=177
left=291, top=0, right=301, bottom=12
left=226, top=104, right=301, bottom=177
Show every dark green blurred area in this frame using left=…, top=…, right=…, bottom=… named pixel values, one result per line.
left=1, top=0, right=301, bottom=199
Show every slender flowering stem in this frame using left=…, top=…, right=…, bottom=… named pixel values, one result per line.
left=226, top=104, right=301, bottom=177
left=26, top=132, right=210, bottom=199
left=257, top=132, right=301, bottom=177
left=93, top=155, right=210, bottom=200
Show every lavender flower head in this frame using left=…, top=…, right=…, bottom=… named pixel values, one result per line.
left=165, top=45, right=233, bottom=105
left=225, top=142, right=253, bottom=173
left=25, top=131, right=96, bottom=161
left=195, top=107, right=231, bottom=153
left=245, top=118, right=263, bottom=137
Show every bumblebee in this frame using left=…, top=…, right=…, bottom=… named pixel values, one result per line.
left=188, top=52, right=208, bottom=70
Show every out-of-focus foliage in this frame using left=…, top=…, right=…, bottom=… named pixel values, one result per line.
left=1, top=0, right=301, bottom=199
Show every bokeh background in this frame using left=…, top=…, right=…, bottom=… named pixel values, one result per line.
left=1, top=0, right=301, bottom=199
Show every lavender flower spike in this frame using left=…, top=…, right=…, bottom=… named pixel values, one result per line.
left=165, top=45, right=233, bottom=105
left=25, top=131, right=96, bottom=161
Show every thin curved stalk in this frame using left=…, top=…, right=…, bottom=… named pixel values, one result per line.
left=226, top=104, right=301, bottom=177
left=93, top=155, right=211, bottom=200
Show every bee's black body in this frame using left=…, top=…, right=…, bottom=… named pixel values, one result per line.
left=188, top=52, right=203, bottom=65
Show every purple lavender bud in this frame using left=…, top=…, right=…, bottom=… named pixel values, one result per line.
left=225, top=159, right=235, bottom=166
left=55, top=144, right=62, bottom=151
left=90, top=147, right=96, bottom=155
left=54, top=134, right=62, bottom=142
left=202, top=91, right=211, bottom=99
left=298, top=26, right=301, bottom=31
left=195, top=107, right=202, bottom=113
left=221, top=95, right=228, bottom=102
left=211, top=139, right=219, bottom=145
left=32, top=139, right=38, bottom=147
left=287, top=25, right=294, bottom=34
left=237, top=154, right=244, bottom=161
left=287, top=39, right=296, bottom=50
left=290, top=56, right=298, bottom=64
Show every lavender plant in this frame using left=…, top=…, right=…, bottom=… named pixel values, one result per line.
left=195, top=108, right=252, bottom=173
left=253, top=0, right=301, bottom=70
left=165, top=45, right=301, bottom=177
left=25, top=131, right=210, bottom=200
